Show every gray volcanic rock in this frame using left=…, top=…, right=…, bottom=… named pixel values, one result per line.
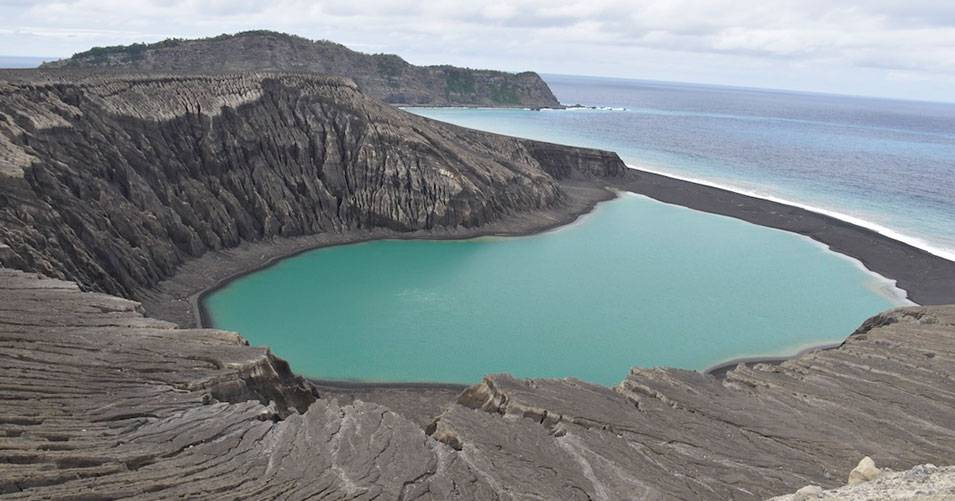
left=0, top=71, right=623, bottom=298
left=2, top=268, right=954, bottom=499
left=4, top=44, right=955, bottom=501
left=432, top=306, right=955, bottom=499
left=41, top=31, right=562, bottom=108
left=771, top=464, right=955, bottom=500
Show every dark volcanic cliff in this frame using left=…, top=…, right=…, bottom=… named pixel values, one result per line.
left=41, top=31, right=562, bottom=108
left=1, top=269, right=954, bottom=499
left=2, top=62, right=954, bottom=500
left=0, top=71, right=622, bottom=298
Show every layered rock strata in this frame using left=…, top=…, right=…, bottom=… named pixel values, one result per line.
left=0, top=71, right=623, bottom=298
left=2, top=61, right=954, bottom=501
left=41, top=31, right=562, bottom=108
left=1, top=268, right=953, bottom=499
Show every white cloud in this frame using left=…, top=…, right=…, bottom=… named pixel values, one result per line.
left=1, top=0, right=954, bottom=101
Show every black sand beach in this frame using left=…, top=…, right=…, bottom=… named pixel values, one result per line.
left=141, top=167, right=955, bottom=393
left=616, top=168, right=955, bottom=306
left=147, top=167, right=955, bottom=330
left=144, top=181, right=616, bottom=329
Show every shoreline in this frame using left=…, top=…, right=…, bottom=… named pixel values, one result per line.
left=397, top=104, right=565, bottom=111
left=310, top=379, right=468, bottom=392
left=610, top=169, right=955, bottom=306
left=143, top=181, right=616, bottom=329
left=145, top=168, right=955, bottom=388
left=627, top=163, right=955, bottom=263
left=702, top=341, right=845, bottom=378
left=195, top=191, right=617, bottom=330
left=619, top=190, right=914, bottom=307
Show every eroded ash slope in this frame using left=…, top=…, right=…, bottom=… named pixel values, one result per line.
left=1, top=268, right=954, bottom=499
left=0, top=71, right=621, bottom=298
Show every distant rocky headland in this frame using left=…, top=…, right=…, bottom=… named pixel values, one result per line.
left=1, top=36, right=955, bottom=499
left=40, top=30, right=562, bottom=109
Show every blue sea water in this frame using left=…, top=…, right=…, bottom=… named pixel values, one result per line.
left=205, top=75, right=946, bottom=385
left=408, top=74, right=955, bottom=261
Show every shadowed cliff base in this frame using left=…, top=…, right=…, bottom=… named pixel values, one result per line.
left=2, top=69, right=951, bottom=323
left=152, top=165, right=955, bottom=334
left=2, top=68, right=955, bottom=499
left=2, top=268, right=954, bottom=499
left=146, top=181, right=614, bottom=328
left=3, top=69, right=954, bottom=403
left=0, top=70, right=621, bottom=302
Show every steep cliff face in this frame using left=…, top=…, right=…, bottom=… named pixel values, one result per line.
left=41, top=31, right=562, bottom=108
left=0, top=71, right=623, bottom=298
left=2, top=269, right=953, bottom=499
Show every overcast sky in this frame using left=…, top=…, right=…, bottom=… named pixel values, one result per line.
left=2, top=0, right=955, bottom=102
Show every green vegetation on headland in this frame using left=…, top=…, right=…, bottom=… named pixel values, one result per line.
left=40, top=30, right=561, bottom=108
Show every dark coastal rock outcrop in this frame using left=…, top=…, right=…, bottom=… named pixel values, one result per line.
left=2, top=268, right=954, bottom=499
left=40, top=31, right=562, bottom=108
left=0, top=71, right=623, bottom=298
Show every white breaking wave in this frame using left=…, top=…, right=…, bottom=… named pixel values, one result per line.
left=552, top=105, right=629, bottom=112
left=626, top=163, right=955, bottom=263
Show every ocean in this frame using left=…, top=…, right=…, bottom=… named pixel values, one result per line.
left=410, top=74, right=955, bottom=261
left=204, top=74, right=948, bottom=385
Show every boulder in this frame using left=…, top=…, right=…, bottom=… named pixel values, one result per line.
left=848, top=456, right=881, bottom=486
left=792, top=484, right=823, bottom=500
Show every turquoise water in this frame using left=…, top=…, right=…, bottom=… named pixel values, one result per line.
left=205, top=194, right=899, bottom=385
left=408, top=74, right=955, bottom=261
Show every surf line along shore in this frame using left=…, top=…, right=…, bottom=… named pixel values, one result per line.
left=152, top=165, right=955, bottom=328
left=143, top=166, right=955, bottom=385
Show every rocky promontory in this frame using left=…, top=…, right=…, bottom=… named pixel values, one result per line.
left=0, top=70, right=621, bottom=299
left=40, top=31, right=562, bottom=108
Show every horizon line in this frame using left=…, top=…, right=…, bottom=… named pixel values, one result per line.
left=540, top=71, right=955, bottom=107
left=2, top=51, right=953, bottom=106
